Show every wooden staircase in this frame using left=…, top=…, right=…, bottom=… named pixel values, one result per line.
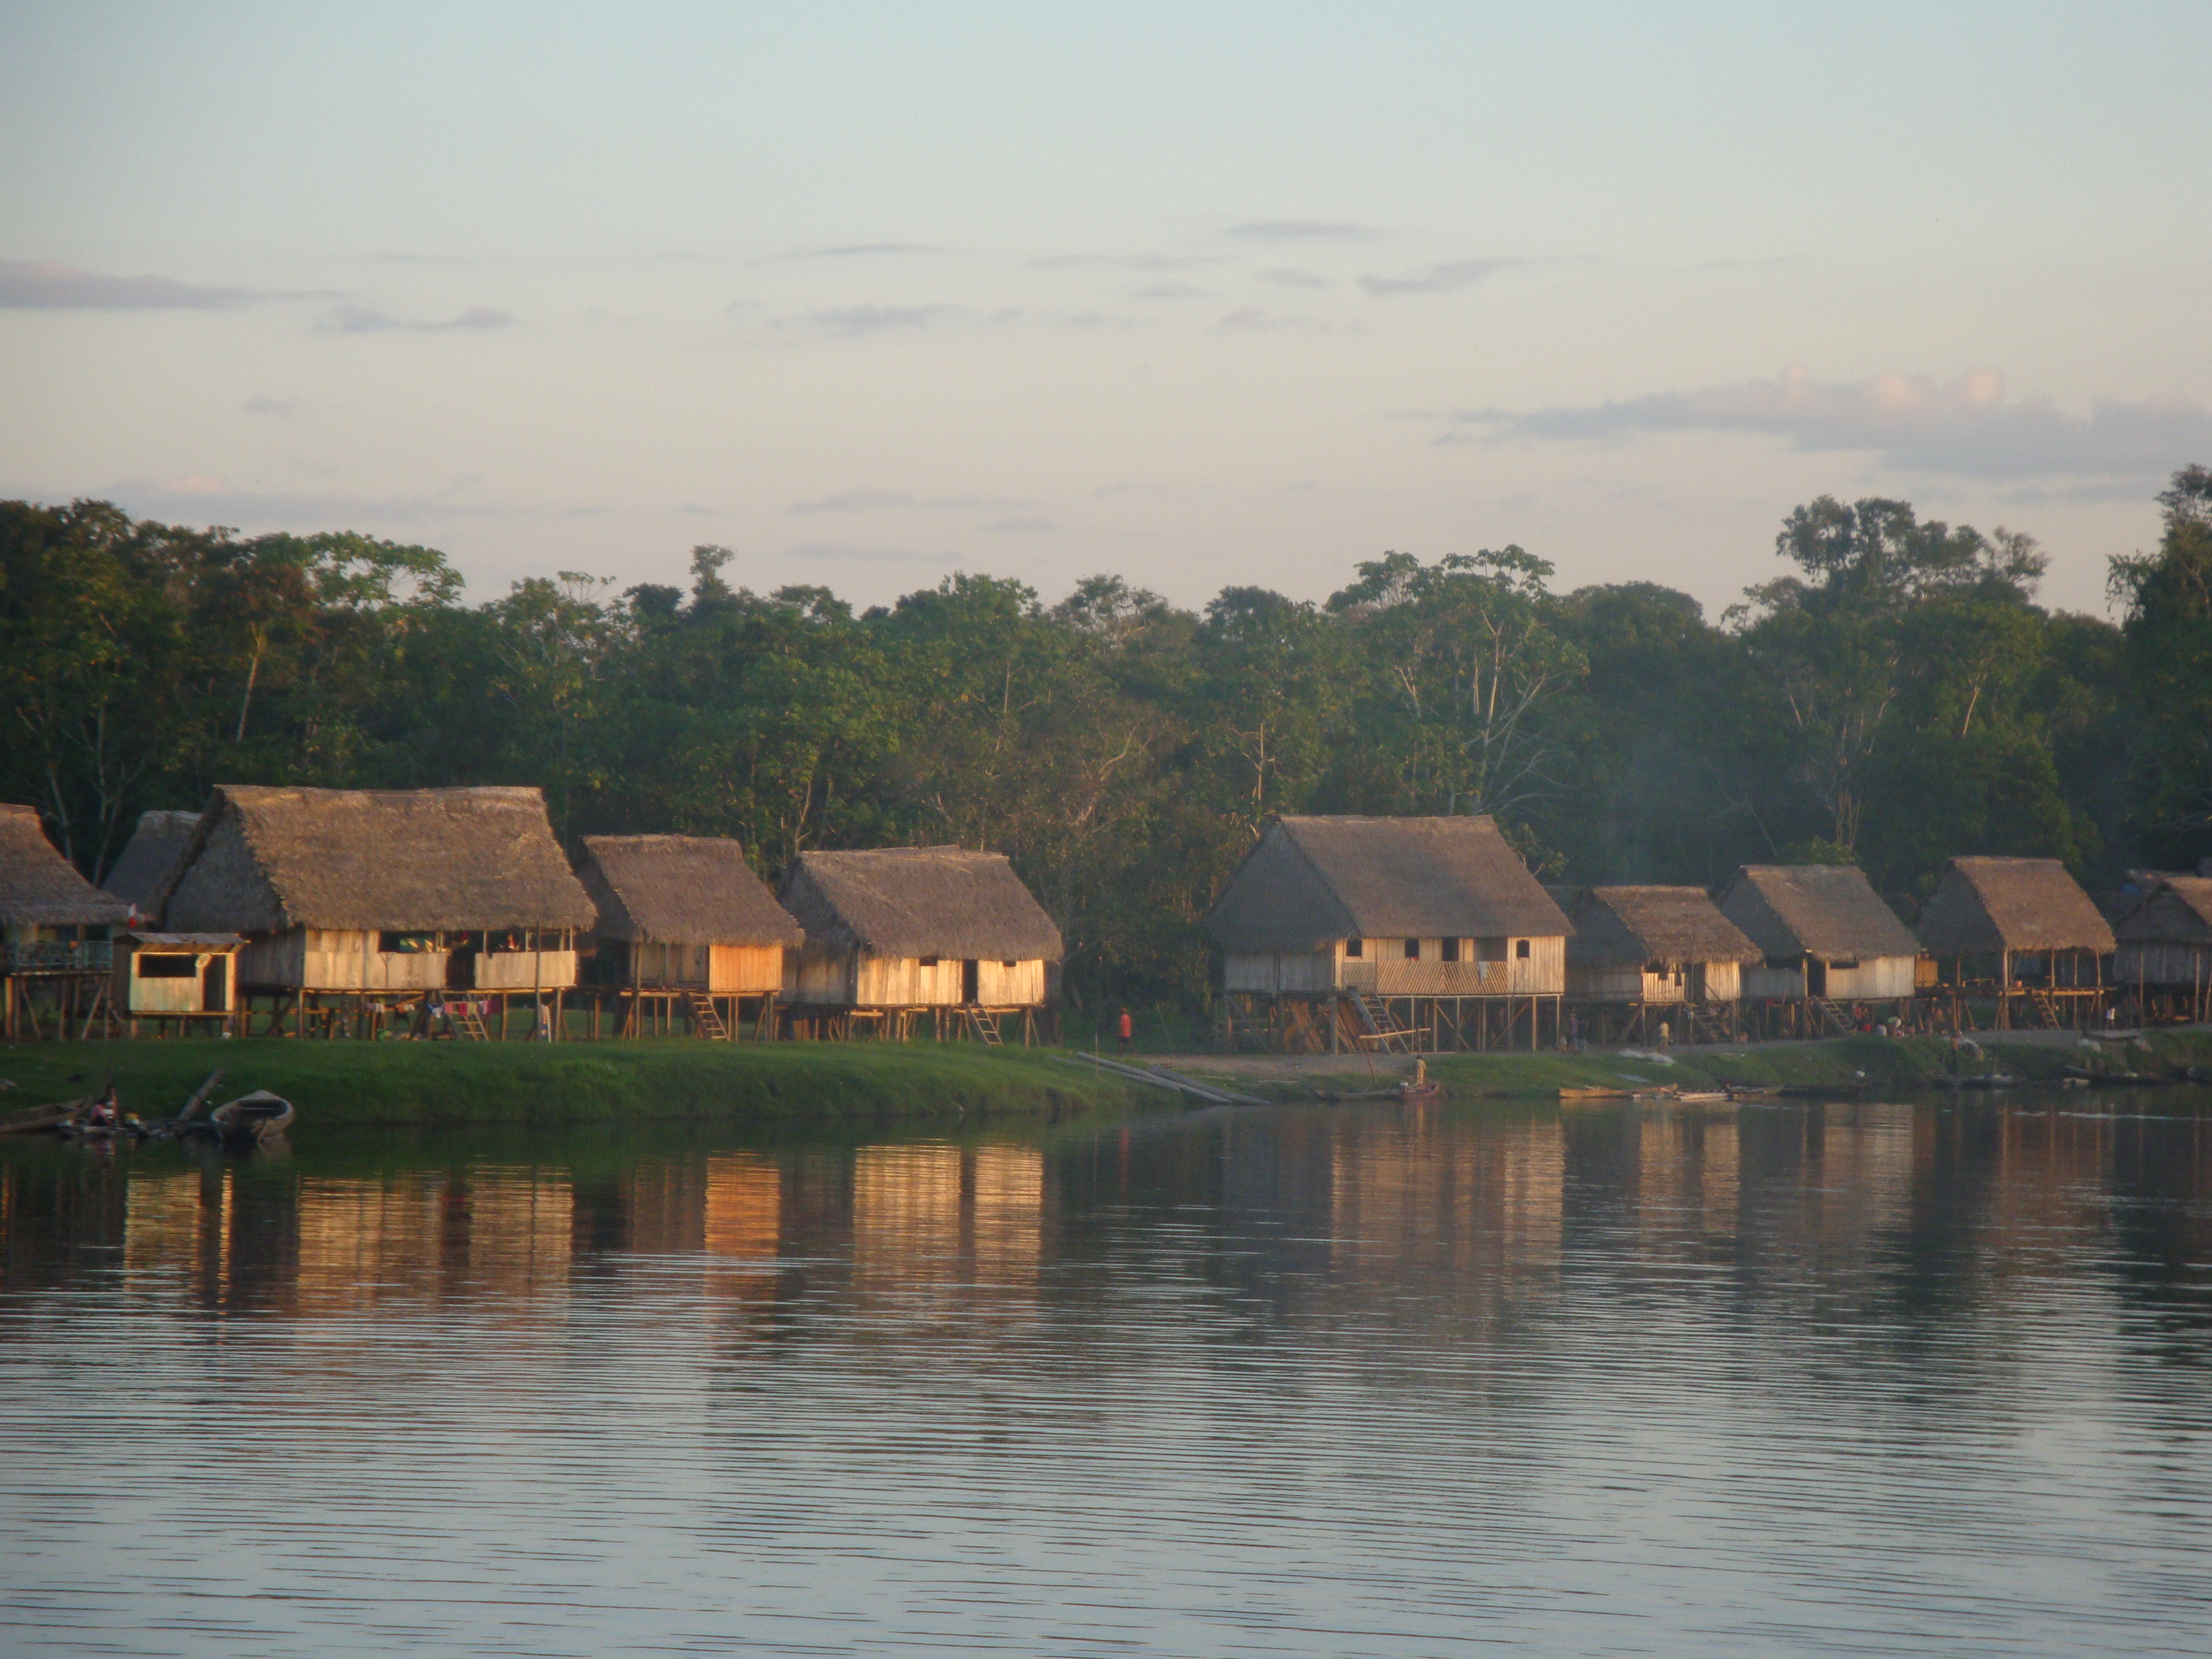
left=962, top=1007, right=1005, bottom=1045
left=1348, top=990, right=1423, bottom=1053
left=1686, top=1005, right=1731, bottom=1045
left=687, top=992, right=730, bottom=1041
left=447, top=1001, right=491, bottom=1041
left=1811, top=997, right=1854, bottom=1036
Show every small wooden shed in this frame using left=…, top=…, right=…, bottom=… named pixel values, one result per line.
left=1, top=804, right=131, bottom=1039
left=2112, top=875, right=2212, bottom=1024
left=777, top=847, right=1062, bottom=1040
left=156, top=785, right=598, bottom=1036
left=575, top=834, right=803, bottom=1037
left=1718, top=865, right=1922, bottom=1012
left=102, top=809, right=202, bottom=916
left=1205, top=814, right=1572, bottom=1051
left=1563, top=885, right=1762, bottom=1025
left=1913, top=856, right=2114, bottom=1028
left=112, top=931, right=246, bottom=1031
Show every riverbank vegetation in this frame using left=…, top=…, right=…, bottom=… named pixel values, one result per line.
left=5, top=468, right=2208, bottom=1010
left=0, top=1039, right=1148, bottom=1127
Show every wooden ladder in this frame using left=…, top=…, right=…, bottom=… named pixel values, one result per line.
left=2028, top=990, right=2062, bottom=1029
left=687, top=992, right=729, bottom=1041
left=448, top=1002, right=491, bottom=1041
left=1686, top=1005, right=1729, bottom=1045
left=1349, top=989, right=1420, bottom=1053
left=964, top=1007, right=1005, bottom=1045
left=1810, top=997, right=1853, bottom=1036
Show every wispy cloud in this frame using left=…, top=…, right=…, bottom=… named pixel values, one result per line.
left=1132, top=281, right=1212, bottom=300
left=803, top=242, right=943, bottom=258
left=1226, top=220, right=1376, bottom=242
left=1255, top=267, right=1329, bottom=290
left=1215, top=306, right=1332, bottom=335
left=980, top=515, right=1058, bottom=534
left=243, top=395, right=298, bottom=417
left=101, top=475, right=494, bottom=526
left=1358, top=258, right=1520, bottom=296
left=1450, top=366, right=2212, bottom=480
left=0, top=260, right=259, bottom=309
left=793, top=488, right=1033, bottom=515
left=1030, top=253, right=1214, bottom=272
left=324, top=303, right=515, bottom=333
left=784, top=541, right=947, bottom=564
left=786, top=304, right=956, bottom=337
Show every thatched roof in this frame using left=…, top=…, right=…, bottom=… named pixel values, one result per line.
left=0, top=805, right=130, bottom=928
left=1206, top=815, right=1571, bottom=953
left=578, top=836, right=802, bottom=947
left=1719, top=865, right=1921, bottom=962
left=780, top=847, right=1063, bottom=960
left=1914, top=857, right=2115, bottom=955
left=121, top=931, right=244, bottom=950
left=1567, top=886, right=1761, bottom=968
left=2114, top=877, right=2212, bottom=946
left=102, top=809, right=201, bottom=910
left=159, top=785, right=596, bottom=933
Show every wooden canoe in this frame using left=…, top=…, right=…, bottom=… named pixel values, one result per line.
left=210, top=1091, right=294, bottom=1144
left=1559, top=1086, right=1634, bottom=1101
left=1, top=1097, right=89, bottom=1136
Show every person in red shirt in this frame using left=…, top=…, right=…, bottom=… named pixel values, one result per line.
left=1117, top=1008, right=1134, bottom=1051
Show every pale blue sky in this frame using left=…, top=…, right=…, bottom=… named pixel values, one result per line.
left=4, top=1, right=2207, bottom=614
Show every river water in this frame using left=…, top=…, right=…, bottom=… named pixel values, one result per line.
left=2, top=1094, right=2209, bottom=1657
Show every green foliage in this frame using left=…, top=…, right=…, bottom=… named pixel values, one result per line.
left=4, top=472, right=2193, bottom=1007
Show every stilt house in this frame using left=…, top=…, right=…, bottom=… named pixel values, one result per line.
left=576, top=834, right=802, bottom=1001
left=2112, top=875, right=2212, bottom=1022
left=1, top=804, right=130, bottom=1038
left=154, top=785, right=597, bottom=1005
left=102, top=809, right=201, bottom=916
left=1205, top=815, right=1572, bottom=1051
left=111, top=930, right=245, bottom=1029
left=1563, top=885, right=1761, bottom=1005
left=1718, top=865, right=1922, bottom=1003
left=777, top=847, right=1062, bottom=1011
left=1912, top=857, right=2113, bottom=1026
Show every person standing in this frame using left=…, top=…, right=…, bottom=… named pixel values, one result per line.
left=1117, top=1007, right=1134, bottom=1051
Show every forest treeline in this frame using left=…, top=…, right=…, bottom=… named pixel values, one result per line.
left=5, top=469, right=2210, bottom=1005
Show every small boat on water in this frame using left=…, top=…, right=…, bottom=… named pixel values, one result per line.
left=1560, top=1086, right=1634, bottom=1102
left=1396, top=1061, right=1443, bottom=1103
left=1, top=1097, right=89, bottom=1136
left=1671, top=1091, right=1730, bottom=1104
left=209, top=1091, right=293, bottom=1145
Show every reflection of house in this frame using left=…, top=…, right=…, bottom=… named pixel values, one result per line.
left=1561, top=885, right=1761, bottom=1043
left=156, top=785, right=597, bottom=1031
left=704, top=1155, right=783, bottom=1258
left=850, top=1141, right=1044, bottom=1285
left=778, top=848, right=1062, bottom=1036
left=102, top=809, right=201, bottom=914
left=1718, top=865, right=1920, bottom=1008
left=576, top=834, right=802, bottom=1036
left=1206, top=814, right=1572, bottom=1051
left=1, top=803, right=129, bottom=1039
left=2111, top=876, right=2212, bottom=1022
left=1912, top=857, right=2114, bottom=1028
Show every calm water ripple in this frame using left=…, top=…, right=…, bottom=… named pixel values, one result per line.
left=3, top=1096, right=2210, bottom=1655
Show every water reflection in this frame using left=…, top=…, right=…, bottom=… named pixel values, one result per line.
left=2, top=1096, right=2209, bottom=1657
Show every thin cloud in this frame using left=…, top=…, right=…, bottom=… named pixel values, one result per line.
left=1226, top=220, right=1376, bottom=242
left=793, top=488, right=1032, bottom=515
left=102, top=477, right=495, bottom=526
left=0, top=260, right=259, bottom=309
left=1255, top=268, right=1329, bottom=290
left=981, top=516, right=1059, bottom=534
left=784, top=541, right=947, bottom=564
left=323, top=303, right=515, bottom=333
left=1132, top=281, right=1213, bottom=300
left=1358, top=258, right=1520, bottom=296
left=1215, top=306, right=1331, bottom=335
left=787, top=304, right=956, bottom=337
left=243, top=396, right=298, bottom=417
left=1029, top=253, right=1215, bottom=272
left=1451, top=366, right=2212, bottom=480
left=805, top=242, right=943, bottom=258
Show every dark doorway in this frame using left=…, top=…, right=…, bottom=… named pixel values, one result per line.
left=1807, top=958, right=1827, bottom=998
left=961, top=959, right=980, bottom=1004
left=201, top=958, right=227, bottom=1012
left=446, top=933, right=480, bottom=990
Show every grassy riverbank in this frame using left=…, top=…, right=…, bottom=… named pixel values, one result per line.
left=0, top=1038, right=1146, bottom=1126
left=1170, top=1027, right=2212, bottom=1102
